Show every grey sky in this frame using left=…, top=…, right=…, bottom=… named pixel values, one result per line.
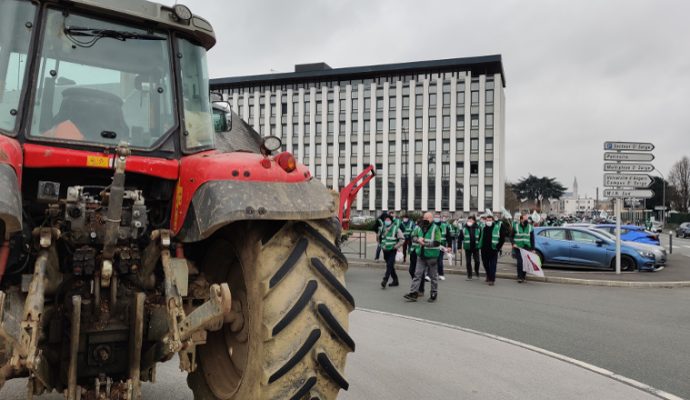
left=167, top=0, right=690, bottom=198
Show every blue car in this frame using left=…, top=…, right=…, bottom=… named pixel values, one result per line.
left=594, top=224, right=660, bottom=246
left=534, top=227, right=656, bottom=271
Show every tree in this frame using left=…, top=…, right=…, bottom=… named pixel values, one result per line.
left=669, top=156, right=690, bottom=212
left=512, top=174, right=567, bottom=211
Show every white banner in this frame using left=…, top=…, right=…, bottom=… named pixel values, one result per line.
left=520, top=249, right=545, bottom=277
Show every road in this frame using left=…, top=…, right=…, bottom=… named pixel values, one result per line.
left=3, top=266, right=689, bottom=399
left=665, top=234, right=690, bottom=258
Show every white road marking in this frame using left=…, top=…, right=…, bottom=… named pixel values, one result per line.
left=357, top=307, right=683, bottom=400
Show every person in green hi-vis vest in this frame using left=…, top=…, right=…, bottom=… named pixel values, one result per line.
left=479, top=214, right=508, bottom=286
left=400, top=215, right=415, bottom=263
left=511, top=213, right=536, bottom=283
left=405, top=212, right=442, bottom=303
left=459, top=215, right=482, bottom=280
left=377, top=214, right=405, bottom=289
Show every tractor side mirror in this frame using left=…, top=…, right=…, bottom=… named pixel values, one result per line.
left=212, top=101, right=232, bottom=133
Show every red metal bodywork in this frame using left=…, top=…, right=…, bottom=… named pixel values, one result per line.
left=171, top=151, right=311, bottom=232
left=338, top=165, right=375, bottom=231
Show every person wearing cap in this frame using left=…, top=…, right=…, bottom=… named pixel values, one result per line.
left=479, top=214, right=507, bottom=286
left=404, top=212, right=441, bottom=302
left=400, top=215, right=415, bottom=263
left=512, top=213, right=536, bottom=283
left=378, top=214, right=405, bottom=289
left=460, top=215, right=482, bottom=280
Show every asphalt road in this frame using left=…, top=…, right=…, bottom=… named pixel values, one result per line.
left=665, top=234, right=690, bottom=258
left=348, top=266, right=690, bottom=398
left=3, top=266, right=689, bottom=399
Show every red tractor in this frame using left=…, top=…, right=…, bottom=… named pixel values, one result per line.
left=0, top=1, right=353, bottom=399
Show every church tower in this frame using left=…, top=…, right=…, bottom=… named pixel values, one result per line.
left=573, top=177, right=579, bottom=199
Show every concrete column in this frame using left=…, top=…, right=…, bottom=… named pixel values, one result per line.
left=264, top=90, right=271, bottom=136
left=253, top=91, right=260, bottom=132
left=275, top=89, right=282, bottom=140
left=408, top=81, right=416, bottom=211
left=449, top=77, right=457, bottom=213
left=345, top=85, right=352, bottom=185
left=368, top=83, right=377, bottom=211
left=382, top=82, right=390, bottom=210
left=332, top=86, right=340, bottom=190
left=493, top=73, right=506, bottom=212
left=232, top=92, right=239, bottom=113
left=395, top=80, right=403, bottom=211
left=463, top=73, right=471, bottom=212
left=242, top=92, right=250, bottom=122
left=286, top=89, right=294, bottom=153
left=421, top=79, right=429, bottom=211
left=478, top=75, right=486, bottom=212
left=298, top=88, right=305, bottom=162
left=435, top=78, right=443, bottom=212
left=357, top=84, right=364, bottom=210
left=320, top=87, right=328, bottom=186
left=309, top=87, right=316, bottom=173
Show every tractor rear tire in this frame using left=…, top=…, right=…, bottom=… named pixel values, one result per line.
left=187, top=220, right=354, bottom=400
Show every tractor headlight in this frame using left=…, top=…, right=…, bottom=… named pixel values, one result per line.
left=172, top=4, right=192, bottom=23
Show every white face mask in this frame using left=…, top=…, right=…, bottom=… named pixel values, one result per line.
left=467, top=222, right=474, bottom=227
left=486, top=221, right=494, bottom=227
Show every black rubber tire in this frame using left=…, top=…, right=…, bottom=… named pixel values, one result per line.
left=187, top=220, right=354, bottom=400
left=611, top=255, right=636, bottom=271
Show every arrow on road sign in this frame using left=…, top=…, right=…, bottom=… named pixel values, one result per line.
left=603, top=189, right=654, bottom=199
left=603, top=163, right=654, bottom=172
left=604, top=142, right=655, bottom=152
left=604, top=152, right=655, bottom=162
left=604, top=174, right=653, bottom=188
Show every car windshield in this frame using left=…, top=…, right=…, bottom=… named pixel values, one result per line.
left=0, top=0, right=35, bottom=134
left=28, top=8, right=175, bottom=148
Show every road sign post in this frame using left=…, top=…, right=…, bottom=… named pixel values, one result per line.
left=603, top=141, right=655, bottom=275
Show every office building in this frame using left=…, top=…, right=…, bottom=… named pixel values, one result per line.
left=209, top=55, right=506, bottom=214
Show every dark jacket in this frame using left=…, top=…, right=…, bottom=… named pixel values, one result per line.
left=480, top=222, right=507, bottom=252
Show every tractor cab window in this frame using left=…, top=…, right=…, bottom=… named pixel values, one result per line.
left=178, top=38, right=214, bottom=150
left=0, top=1, right=35, bottom=134
left=29, top=9, right=175, bottom=149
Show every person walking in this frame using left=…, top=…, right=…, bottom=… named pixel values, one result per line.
left=479, top=214, right=507, bottom=286
left=407, top=218, right=426, bottom=297
left=400, top=215, right=415, bottom=263
left=460, top=215, right=482, bottom=280
left=378, top=214, right=404, bottom=288
left=374, top=211, right=388, bottom=260
left=512, top=213, right=536, bottom=283
left=404, top=212, right=441, bottom=302
left=434, top=213, right=452, bottom=281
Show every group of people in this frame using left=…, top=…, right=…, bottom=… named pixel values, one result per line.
left=374, top=211, right=537, bottom=303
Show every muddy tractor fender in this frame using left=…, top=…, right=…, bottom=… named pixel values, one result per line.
left=0, top=137, right=23, bottom=239
left=172, top=151, right=338, bottom=243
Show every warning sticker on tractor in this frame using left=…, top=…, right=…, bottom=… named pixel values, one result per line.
left=86, top=155, right=111, bottom=168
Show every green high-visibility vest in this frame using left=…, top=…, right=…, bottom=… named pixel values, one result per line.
left=513, top=222, right=533, bottom=249
left=417, top=224, right=441, bottom=259
left=409, top=225, right=422, bottom=255
left=481, top=221, right=502, bottom=250
left=462, top=225, right=482, bottom=250
left=401, top=220, right=415, bottom=237
left=379, top=223, right=399, bottom=251
left=438, top=222, right=449, bottom=245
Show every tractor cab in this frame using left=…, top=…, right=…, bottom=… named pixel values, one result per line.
left=0, top=0, right=217, bottom=155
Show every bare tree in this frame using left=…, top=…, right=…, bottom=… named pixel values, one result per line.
left=669, top=156, right=690, bottom=212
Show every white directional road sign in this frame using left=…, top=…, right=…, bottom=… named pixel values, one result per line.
left=604, top=142, right=655, bottom=152
left=604, top=174, right=653, bottom=188
left=603, top=189, right=654, bottom=199
left=603, top=163, right=654, bottom=172
left=603, top=152, right=655, bottom=162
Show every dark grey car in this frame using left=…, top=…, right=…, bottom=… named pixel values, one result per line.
left=676, top=222, right=690, bottom=238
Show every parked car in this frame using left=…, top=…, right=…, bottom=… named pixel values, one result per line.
left=676, top=222, right=690, bottom=238
left=591, top=229, right=667, bottom=266
left=594, top=224, right=660, bottom=245
left=534, top=227, right=656, bottom=271
left=650, top=221, right=664, bottom=233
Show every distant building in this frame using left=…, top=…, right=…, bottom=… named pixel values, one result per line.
left=560, top=178, right=596, bottom=215
left=209, top=55, right=506, bottom=214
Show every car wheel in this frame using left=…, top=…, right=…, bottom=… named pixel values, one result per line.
left=610, top=256, right=636, bottom=271
left=535, top=250, right=545, bottom=265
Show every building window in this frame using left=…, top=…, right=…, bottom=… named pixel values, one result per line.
left=486, top=138, right=494, bottom=152
left=486, top=113, right=494, bottom=127
left=456, top=116, right=465, bottom=129
left=429, top=139, right=436, bottom=154
left=471, top=90, right=479, bottom=104
left=471, top=114, right=479, bottom=128
left=486, top=161, right=493, bottom=176
left=457, top=139, right=464, bottom=152
left=470, top=162, right=478, bottom=175
left=352, top=98, right=358, bottom=111
left=442, top=116, right=450, bottom=130
left=415, top=163, right=422, bottom=175
left=486, top=89, right=494, bottom=104
left=402, top=118, right=409, bottom=131
left=364, top=97, right=371, bottom=110
left=364, top=120, right=370, bottom=133
left=428, top=162, right=436, bottom=176
left=376, top=97, right=384, bottom=110
left=402, top=96, right=410, bottom=108
left=415, top=140, right=423, bottom=153
left=456, top=162, right=464, bottom=175
left=388, top=142, right=396, bottom=154
left=351, top=143, right=358, bottom=155
left=376, top=119, right=383, bottom=132
left=376, top=142, right=383, bottom=155
left=429, top=93, right=437, bottom=107
left=389, top=118, right=396, bottom=130
left=471, top=139, right=479, bottom=152
left=415, top=117, right=423, bottom=131
left=457, top=91, right=465, bottom=105
left=442, top=139, right=450, bottom=154
left=363, top=143, right=370, bottom=156
left=429, top=116, right=436, bottom=131
left=389, top=163, right=396, bottom=174
left=415, top=94, right=423, bottom=107
left=442, top=163, right=450, bottom=178
left=443, top=92, right=451, bottom=105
